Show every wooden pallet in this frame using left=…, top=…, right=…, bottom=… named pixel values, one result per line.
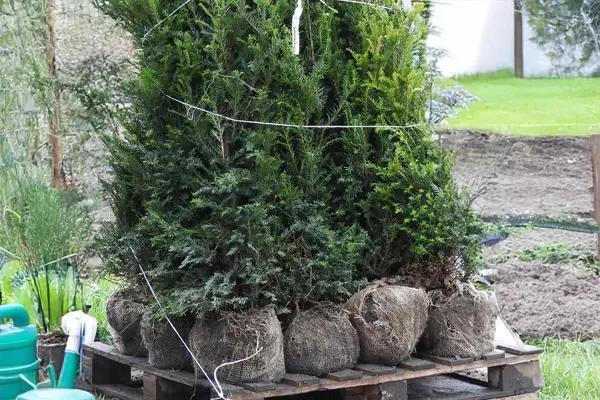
left=80, top=342, right=543, bottom=400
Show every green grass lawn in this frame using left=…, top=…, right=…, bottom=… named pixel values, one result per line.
left=528, top=339, right=600, bottom=399
left=443, top=69, right=600, bottom=136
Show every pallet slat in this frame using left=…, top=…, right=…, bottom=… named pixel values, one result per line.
left=354, top=364, right=398, bottom=376
left=326, top=369, right=364, bottom=381
left=281, top=373, right=320, bottom=387
left=82, top=342, right=542, bottom=400
left=417, top=353, right=475, bottom=366
left=497, top=345, right=543, bottom=356
left=483, top=350, right=506, bottom=361
left=399, top=358, right=438, bottom=371
left=94, top=384, right=143, bottom=400
left=240, top=382, right=279, bottom=392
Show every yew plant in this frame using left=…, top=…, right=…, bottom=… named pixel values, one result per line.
left=96, top=0, right=481, bottom=316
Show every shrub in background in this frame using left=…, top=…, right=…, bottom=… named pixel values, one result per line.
left=96, top=0, right=481, bottom=317
left=0, top=166, right=92, bottom=332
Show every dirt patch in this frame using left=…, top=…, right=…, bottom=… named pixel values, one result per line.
left=482, top=226, right=600, bottom=339
left=441, top=130, right=593, bottom=218
left=493, top=260, right=600, bottom=340
left=38, top=331, right=67, bottom=345
left=445, top=131, right=600, bottom=339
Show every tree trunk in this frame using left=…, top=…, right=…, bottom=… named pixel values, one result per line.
left=46, top=0, right=64, bottom=188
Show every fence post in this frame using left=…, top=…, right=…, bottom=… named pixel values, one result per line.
left=591, top=135, right=600, bottom=258
left=514, top=0, right=524, bottom=78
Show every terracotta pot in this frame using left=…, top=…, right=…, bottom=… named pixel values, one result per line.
left=37, top=332, right=68, bottom=378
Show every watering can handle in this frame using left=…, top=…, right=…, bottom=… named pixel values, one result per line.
left=0, top=304, right=30, bottom=327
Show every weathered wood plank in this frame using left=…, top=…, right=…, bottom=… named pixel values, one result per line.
left=591, top=134, right=600, bottom=259
left=239, top=382, right=279, bottom=392
left=489, top=360, right=544, bottom=393
left=497, top=345, right=543, bottom=356
left=83, top=352, right=131, bottom=385
left=326, top=369, right=364, bottom=381
left=354, top=364, right=397, bottom=376
left=341, top=381, right=407, bottom=400
left=483, top=350, right=506, bottom=361
left=417, top=353, right=475, bottom=366
left=399, top=357, right=438, bottom=371
left=281, top=373, right=320, bottom=387
left=93, top=384, right=143, bottom=400
left=84, top=342, right=542, bottom=400
left=143, top=372, right=196, bottom=400
left=85, top=342, right=197, bottom=386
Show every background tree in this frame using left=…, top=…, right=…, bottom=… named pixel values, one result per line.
left=525, top=0, right=600, bottom=74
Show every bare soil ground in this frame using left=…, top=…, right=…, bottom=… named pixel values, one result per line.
left=442, top=131, right=600, bottom=340
left=485, top=229, right=600, bottom=340
left=441, top=130, right=593, bottom=218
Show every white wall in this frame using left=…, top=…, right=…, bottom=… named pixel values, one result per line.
left=427, top=0, right=515, bottom=77
left=522, top=17, right=553, bottom=77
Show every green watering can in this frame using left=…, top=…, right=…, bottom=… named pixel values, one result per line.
left=0, top=304, right=94, bottom=400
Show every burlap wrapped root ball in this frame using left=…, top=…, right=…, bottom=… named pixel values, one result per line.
left=419, top=283, right=499, bottom=358
left=284, top=305, right=359, bottom=376
left=345, top=285, right=429, bottom=365
left=140, top=311, right=193, bottom=370
left=189, top=307, right=285, bottom=384
left=106, top=288, right=147, bottom=356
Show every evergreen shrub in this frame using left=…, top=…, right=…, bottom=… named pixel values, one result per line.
left=95, top=0, right=481, bottom=316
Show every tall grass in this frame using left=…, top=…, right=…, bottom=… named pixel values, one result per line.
left=0, top=179, right=91, bottom=332
left=0, top=131, right=93, bottom=332
left=530, top=338, right=600, bottom=400
left=84, top=276, right=122, bottom=341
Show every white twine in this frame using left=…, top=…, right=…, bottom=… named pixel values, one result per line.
left=319, top=0, right=339, bottom=13
left=333, top=0, right=393, bottom=11
left=142, top=0, right=193, bottom=41
left=211, top=338, right=263, bottom=399
left=166, top=94, right=421, bottom=130
left=129, top=246, right=263, bottom=400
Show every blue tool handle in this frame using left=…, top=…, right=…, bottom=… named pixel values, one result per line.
left=0, top=304, right=30, bottom=327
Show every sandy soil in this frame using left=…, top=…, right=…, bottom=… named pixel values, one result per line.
left=441, top=130, right=593, bottom=218
left=484, top=229, right=600, bottom=339
left=443, top=131, right=600, bottom=340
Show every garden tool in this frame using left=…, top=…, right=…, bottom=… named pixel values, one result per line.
left=0, top=304, right=96, bottom=400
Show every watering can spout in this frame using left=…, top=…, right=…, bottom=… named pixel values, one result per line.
left=56, top=311, right=97, bottom=389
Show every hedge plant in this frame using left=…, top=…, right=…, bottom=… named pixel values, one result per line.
left=95, top=0, right=481, bottom=316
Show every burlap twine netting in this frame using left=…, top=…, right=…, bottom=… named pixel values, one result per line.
left=106, top=288, right=147, bottom=356
left=189, top=306, right=285, bottom=384
left=419, top=282, right=498, bottom=358
left=140, top=310, right=194, bottom=370
left=284, top=304, right=360, bottom=376
left=345, top=284, right=429, bottom=365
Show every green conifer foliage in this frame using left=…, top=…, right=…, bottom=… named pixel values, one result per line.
left=95, top=0, right=481, bottom=316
